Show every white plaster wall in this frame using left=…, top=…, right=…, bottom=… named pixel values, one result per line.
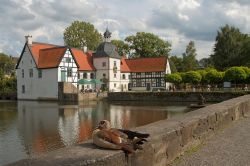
left=17, top=45, right=58, bottom=100
left=165, top=59, right=172, bottom=90
left=93, top=57, right=109, bottom=82
left=108, top=58, right=121, bottom=92
left=120, top=72, right=131, bottom=91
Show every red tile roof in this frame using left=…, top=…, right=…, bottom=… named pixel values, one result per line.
left=31, top=42, right=58, bottom=64
left=71, top=48, right=95, bottom=71
left=121, top=57, right=130, bottom=72
left=38, top=47, right=67, bottom=69
left=22, top=42, right=95, bottom=71
left=121, top=57, right=167, bottom=73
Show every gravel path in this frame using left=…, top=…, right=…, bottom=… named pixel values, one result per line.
left=172, top=114, right=250, bottom=166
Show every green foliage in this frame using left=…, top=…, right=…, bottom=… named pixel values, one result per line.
left=165, top=73, right=182, bottom=84
left=205, top=69, right=223, bottom=84
left=0, top=53, right=16, bottom=75
left=111, top=40, right=129, bottom=56
left=224, top=67, right=247, bottom=83
left=182, top=71, right=201, bottom=84
left=63, top=21, right=102, bottom=50
left=241, top=66, right=250, bottom=83
left=170, top=56, right=183, bottom=72
left=199, top=57, right=213, bottom=68
left=125, top=32, right=171, bottom=58
left=211, top=25, right=248, bottom=70
left=182, top=41, right=198, bottom=71
left=196, top=70, right=207, bottom=84
left=0, top=76, right=16, bottom=93
left=168, top=59, right=177, bottom=73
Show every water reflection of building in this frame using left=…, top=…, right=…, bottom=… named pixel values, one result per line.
left=58, top=108, right=79, bottom=146
left=17, top=101, right=63, bottom=154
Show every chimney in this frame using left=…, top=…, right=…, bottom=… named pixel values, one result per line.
left=25, top=35, right=32, bottom=45
left=83, top=46, right=88, bottom=53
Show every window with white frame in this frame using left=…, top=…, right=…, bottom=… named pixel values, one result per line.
left=66, top=57, right=71, bottom=63
left=90, top=73, right=94, bottom=79
left=83, top=73, right=87, bottom=79
left=67, top=68, right=72, bottom=77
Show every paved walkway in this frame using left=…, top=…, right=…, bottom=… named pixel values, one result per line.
left=172, top=114, right=250, bottom=166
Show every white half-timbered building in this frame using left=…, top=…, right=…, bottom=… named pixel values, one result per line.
left=16, top=30, right=171, bottom=100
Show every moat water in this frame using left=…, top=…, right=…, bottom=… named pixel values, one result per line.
left=0, top=100, right=194, bottom=165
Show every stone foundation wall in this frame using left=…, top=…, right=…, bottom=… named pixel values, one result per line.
left=0, top=92, right=17, bottom=100
left=8, top=95, right=250, bottom=166
left=108, top=91, right=249, bottom=102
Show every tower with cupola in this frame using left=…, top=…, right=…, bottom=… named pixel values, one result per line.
left=93, top=28, right=121, bottom=92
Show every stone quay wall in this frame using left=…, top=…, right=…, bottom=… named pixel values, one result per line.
left=8, top=95, right=250, bottom=166
left=0, top=92, right=17, bottom=100
left=108, top=91, right=250, bottom=102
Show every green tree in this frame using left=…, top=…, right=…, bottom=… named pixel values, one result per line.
left=182, top=41, right=198, bottom=71
left=170, top=56, right=183, bottom=72
left=241, top=37, right=250, bottom=67
left=196, top=70, right=207, bottom=84
left=182, top=71, right=201, bottom=84
left=168, top=59, right=177, bottom=73
left=0, top=53, right=15, bottom=75
left=125, top=32, right=171, bottom=58
left=165, top=73, right=182, bottom=84
left=239, top=66, right=250, bottom=83
left=111, top=40, right=129, bottom=56
left=205, top=69, right=223, bottom=84
left=63, top=21, right=102, bottom=50
left=224, top=67, right=247, bottom=85
left=211, top=25, right=248, bottom=70
left=199, top=57, right=213, bottom=68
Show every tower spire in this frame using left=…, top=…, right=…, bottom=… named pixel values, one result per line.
left=103, top=27, right=111, bottom=42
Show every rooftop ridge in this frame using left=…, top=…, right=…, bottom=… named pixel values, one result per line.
left=125, top=56, right=167, bottom=60
left=32, top=41, right=61, bottom=47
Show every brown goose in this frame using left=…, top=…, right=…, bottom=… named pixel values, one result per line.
left=92, top=120, right=149, bottom=153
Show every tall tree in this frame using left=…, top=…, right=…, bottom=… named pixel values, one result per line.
left=111, top=40, right=129, bottom=56
left=125, top=32, right=171, bottom=58
left=211, top=25, right=248, bottom=70
left=199, top=57, right=213, bottom=68
left=170, top=56, right=183, bottom=72
left=63, top=21, right=102, bottom=50
left=182, top=41, right=198, bottom=71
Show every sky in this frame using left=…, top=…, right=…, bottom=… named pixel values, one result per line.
left=0, top=0, right=250, bottom=60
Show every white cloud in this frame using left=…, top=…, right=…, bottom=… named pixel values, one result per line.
left=0, top=0, right=250, bottom=60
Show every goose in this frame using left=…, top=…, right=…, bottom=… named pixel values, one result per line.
left=92, top=120, right=149, bottom=153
